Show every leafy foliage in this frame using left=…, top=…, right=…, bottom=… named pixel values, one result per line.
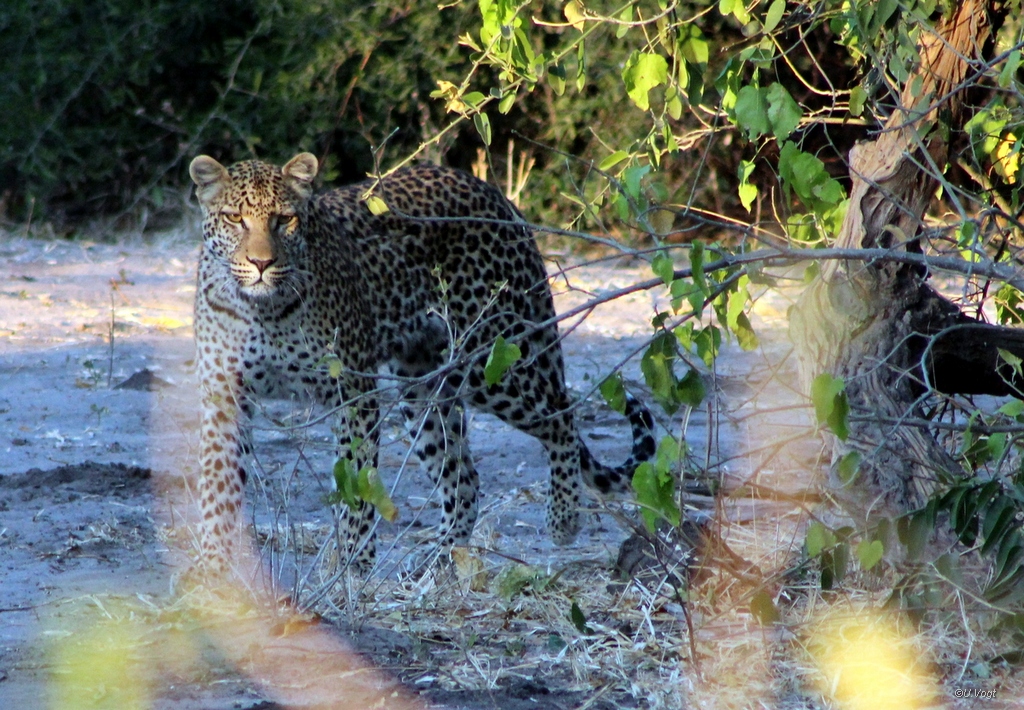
left=633, top=436, right=684, bottom=532
left=2, top=0, right=478, bottom=224
left=329, top=441, right=398, bottom=522
left=810, top=373, right=850, bottom=441
left=484, top=335, right=522, bottom=386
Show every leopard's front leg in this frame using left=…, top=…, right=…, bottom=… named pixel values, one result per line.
left=195, top=350, right=252, bottom=576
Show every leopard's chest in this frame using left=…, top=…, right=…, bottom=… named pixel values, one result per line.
left=238, top=306, right=334, bottom=400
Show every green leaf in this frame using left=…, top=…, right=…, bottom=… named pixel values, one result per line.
left=616, top=5, right=632, bottom=39
left=988, top=432, right=1008, bottom=462
left=820, top=556, right=834, bottom=590
left=677, top=368, right=705, bottom=407
left=484, top=336, right=522, bottom=385
left=679, top=24, right=709, bottom=65
left=498, top=91, right=516, bottom=114
left=906, top=510, right=933, bottom=561
left=833, top=541, right=849, bottom=581
left=642, top=333, right=680, bottom=414
left=332, top=458, right=361, bottom=510
left=719, top=0, right=750, bottom=24
left=737, top=160, right=757, bottom=211
left=805, top=521, right=836, bottom=557
left=726, top=277, right=758, bottom=350
left=836, top=450, right=861, bottom=485
left=623, top=164, right=651, bottom=199
left=655, top=435, right=682, bottom=470
left=462, top=91, right=486, bottom=108
left=849, top=86, right=867, bottom=117
left=652, top=251, right=675, bottom=285
left=763, top=0, right=785, bottom=33
left=576, top=40, right=587, bottom=92
left=857, top=539, right=884, bottom=571
left=599, top=150, right=630, bottom=172
left=473, top=112, right=492, bottom=146
left=999, top=399, right=1024, bottom=417
left=548, top=62, right=566, bottom=96
left=599, top=373, right=627, bottom=414
left=692, top=325, right=720, bottom=367
left=999, top=348, right=1023, bottom=378
left=570, top=601, right=592, bottom=634
left=666, top=85, right=683, bottom=120
left=632, top=447, right=681, bottom=532
left=935, top=552, right=963, bottom=586
left=734, top=85, right=770, bottom=139
left=810, top=373, right=849, bottom=440
left=563, top=0, right=585, bottom=31
left=622, top=51, right=668, bottom=111
left=325, top=355, right=344, bottom=379
left=357, top=467, right=398, bottom=522
left=478, top=0, right=500, bottom=45
left=766, top=82, right=802, bottom=140
left=982, top=499, right=1016, bottom=555
left=750, top=589, right=779, bottom=625
left=1000, top=50, right=1021, bottom=88
left=778, top=142, right=847, bottom=212
left=732, top=311, right=758, bottom=351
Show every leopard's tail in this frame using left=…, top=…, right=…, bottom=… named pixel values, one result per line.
left=580, top=392, right=657, bottom=495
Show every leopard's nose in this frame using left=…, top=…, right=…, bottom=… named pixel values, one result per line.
left=248, top=257, right=276, bottom=273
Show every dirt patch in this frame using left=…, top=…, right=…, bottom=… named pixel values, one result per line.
left=0, top=461, right=153, bottom=499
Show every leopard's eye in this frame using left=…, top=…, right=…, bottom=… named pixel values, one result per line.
left=223, top=212, right=243, bottom=225
left=275, top=213, right=299, bottom=231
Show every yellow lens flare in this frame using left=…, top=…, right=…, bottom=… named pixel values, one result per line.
left=807, top=609, right=938, bottom=710
left=48, top=608, right=153, bottom=710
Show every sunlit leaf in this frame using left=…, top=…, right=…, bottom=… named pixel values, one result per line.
left=763, top=0, right=785, bottom=33
left=622, top=51, right=668, bottom=111
left=599, top=150, right=630, bottom=171
left=364, top=195, right=389, bottom=215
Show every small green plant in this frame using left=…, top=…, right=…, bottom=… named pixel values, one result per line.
left=89, top=403, right=110, bottom=425
left=328, top=439, right=397, bottom=523
left=632, top=436, right=684, bottom=533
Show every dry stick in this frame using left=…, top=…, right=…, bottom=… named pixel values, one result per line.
left=107, top=287, right=115, bottom=389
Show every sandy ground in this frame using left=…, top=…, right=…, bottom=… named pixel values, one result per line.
left=0, top=232, right=818, bottom=709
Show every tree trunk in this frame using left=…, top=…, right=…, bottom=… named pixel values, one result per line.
left=789, top=0, right=1012, bottom=526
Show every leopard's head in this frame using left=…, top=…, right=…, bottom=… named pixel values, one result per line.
left=189, top=153, right=318, bottom=301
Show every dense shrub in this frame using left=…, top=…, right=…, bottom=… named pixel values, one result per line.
left=1, top=1, right=480, bottom=227
left=1, top=0, right=765, bottom=235
left=1, top=0, right=864, bottom=239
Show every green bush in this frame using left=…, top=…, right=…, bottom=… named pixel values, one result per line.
left=2, top=0, right=862, bottom=241
left=1, top=0, right=479, bottom=227
left=1, top=0, right=764, bottom=237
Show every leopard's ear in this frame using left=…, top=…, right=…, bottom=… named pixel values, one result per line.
left=189, top=156, right=230, bottom=206
left=282, top=152, right=318, bottom=200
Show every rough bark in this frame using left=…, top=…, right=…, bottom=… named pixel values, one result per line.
left=789, top=0, right=1012, bottom=525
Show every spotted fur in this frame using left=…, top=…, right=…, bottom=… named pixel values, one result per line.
left=188, top=152, right=655, bottom=573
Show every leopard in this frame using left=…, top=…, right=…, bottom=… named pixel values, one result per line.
left=187, top=151, right=655, bottom=575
